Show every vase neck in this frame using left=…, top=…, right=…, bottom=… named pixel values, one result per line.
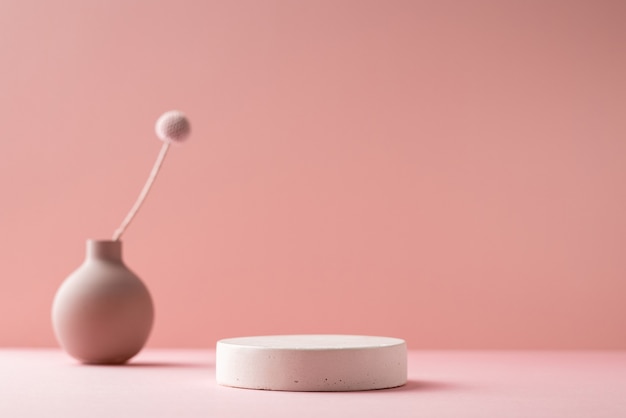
left=86, top=240, right=123, bottom=262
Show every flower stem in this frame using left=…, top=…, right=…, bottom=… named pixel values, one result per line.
left=113, top=142, right=170, bottom=241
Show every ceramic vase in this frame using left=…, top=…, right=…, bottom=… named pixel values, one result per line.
left=52, top=239, right=154, bottom=364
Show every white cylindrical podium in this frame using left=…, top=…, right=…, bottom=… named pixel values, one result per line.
left=216, top=335, right=407, bottom=391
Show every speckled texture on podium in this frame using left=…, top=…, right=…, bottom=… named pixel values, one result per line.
left=216, top=335, right=407, bottom=391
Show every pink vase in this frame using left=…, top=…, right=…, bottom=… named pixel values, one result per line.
left=52, top=240, right=154, bottom=364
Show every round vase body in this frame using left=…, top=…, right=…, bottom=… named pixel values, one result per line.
left=52, top=240, right=154, bottom=364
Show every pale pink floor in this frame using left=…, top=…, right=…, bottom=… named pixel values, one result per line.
left=1, top=349, right=624, bottom=417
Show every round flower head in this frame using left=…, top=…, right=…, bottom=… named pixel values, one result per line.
left=155, top=110, right=191, bottom=143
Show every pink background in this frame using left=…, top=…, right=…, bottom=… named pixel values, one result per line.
left=1, top=0, right=625, bottom=349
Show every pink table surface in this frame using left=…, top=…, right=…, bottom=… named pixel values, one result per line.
left=1, top=349, right=625, bottom=417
